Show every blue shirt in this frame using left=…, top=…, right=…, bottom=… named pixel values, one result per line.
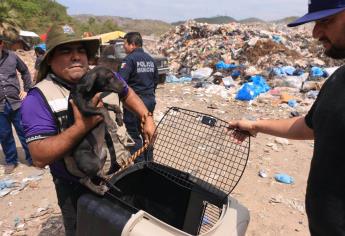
left=119, top=48, right=159, bottom=95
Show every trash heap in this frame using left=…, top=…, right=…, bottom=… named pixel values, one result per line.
left=156, top=20, right=345, bottom=103
left=157, top=20, right=344, bottom=74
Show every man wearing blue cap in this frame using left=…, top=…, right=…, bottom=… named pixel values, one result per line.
left=229, top=0, right=345, bottom=235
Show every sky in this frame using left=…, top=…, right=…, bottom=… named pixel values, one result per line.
left=56, top=0, right=308, bottom=23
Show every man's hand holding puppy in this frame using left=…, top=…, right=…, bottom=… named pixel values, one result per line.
left=70, top=93, right=104, bottom=133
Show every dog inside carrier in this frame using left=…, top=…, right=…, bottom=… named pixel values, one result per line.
left=77, top=107, right=250, bottom=236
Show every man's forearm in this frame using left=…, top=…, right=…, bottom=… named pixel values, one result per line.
left=28, top=124, right=89, bottom=168
left=255, top=116, right=314, bottom=140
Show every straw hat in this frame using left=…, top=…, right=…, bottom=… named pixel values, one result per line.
left=36, top=24, right=100, bottom=82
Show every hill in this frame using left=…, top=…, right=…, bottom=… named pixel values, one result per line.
left=73, top=14, right=172, bottom=36
left=239, top=17, right=265, bottom=23
left=271, top=16, right=299, bottom=24
left=172, top=15, right=237, bottom=26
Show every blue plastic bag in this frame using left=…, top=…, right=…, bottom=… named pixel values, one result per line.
left=215, top=61, right=238, bottom=70
left=231, top=70, right=241, bottom=79
left=166, top=75, right=192, bottom=83
left=235, top=83, right=256, bottom=101
left=288, top=99, right=298, bottom=108
left=235, top=75, right=270, bottom=101
left=249, top=75, right=270, bottom=93
left=272, top=35, right=282, bottom=44
left=272, top=66, right=297, bottom=76
left=274, top=173, right=294, bottom=184
left=311, top=66, right=328, bottom=78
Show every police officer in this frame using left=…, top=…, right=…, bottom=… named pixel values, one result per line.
left=119, top=32, right=158, bottom=162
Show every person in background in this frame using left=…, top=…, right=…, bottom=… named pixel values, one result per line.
left=119, top=32, right=159, bottom=162
left=0, top=35, right=33, bottom=174
left=33, top=44, right=46, bottom=83
left=229, top=0, right=345, bottom=234
left=98, top=45, right=122, bottom=72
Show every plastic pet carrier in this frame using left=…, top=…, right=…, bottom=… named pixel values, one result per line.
left=77, top=107, right=250, bottom=236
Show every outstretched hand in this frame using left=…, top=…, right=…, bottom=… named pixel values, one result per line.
left=227, top=119, right=257, bottom=142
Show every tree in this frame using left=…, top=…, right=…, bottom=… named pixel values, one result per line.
left=100, top=19, right=121, bottom=33
left=0, top=1, right=21, bottom=40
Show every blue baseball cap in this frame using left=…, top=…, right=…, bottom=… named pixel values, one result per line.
left=288, top=0, right=345, bottom=27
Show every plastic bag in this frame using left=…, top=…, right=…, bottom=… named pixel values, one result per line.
left=235, top=83, right=256, bottom=101
left=288, top=99, right=298, bottom=108
left=236, top=75, right=270, bottom=101
left=222, top=77, right=234, bottom=88
left=191, top=67, right=213, bottom=80
left=231, top=70, right=241, bottom=79
left=272, top=66, right=298, bottom=76
left=166, top=74, right=192, bottom=83
left=250, top=75, right=270, bottom=93
left=310, top=66, right=328, bottom=78
left=272, top=35, right=282, bottom=44
left=274, top=173, right=294, bottom=184
left=215, top=61, right=238, bottom=70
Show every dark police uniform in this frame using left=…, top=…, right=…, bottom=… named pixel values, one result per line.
left=119, top=47, right=159, bottom=161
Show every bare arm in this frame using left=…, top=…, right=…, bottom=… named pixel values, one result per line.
left=29, top=99, right=103, bottom=168
left=229, top=116, right=314, bottom=140
left=122, top=87, right=156, bottom=142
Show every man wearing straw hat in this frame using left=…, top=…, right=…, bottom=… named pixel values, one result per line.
left=20, top=24, right=155, bottom=235
left=230, top=0, right=345, bottom=235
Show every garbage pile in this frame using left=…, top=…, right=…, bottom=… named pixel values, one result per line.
left=157, top=20, right=344, bottom=74
left=156, top=20, right=345, bottom=103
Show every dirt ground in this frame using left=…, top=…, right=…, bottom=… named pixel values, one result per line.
left=0, top=53, right=312, bottom=236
